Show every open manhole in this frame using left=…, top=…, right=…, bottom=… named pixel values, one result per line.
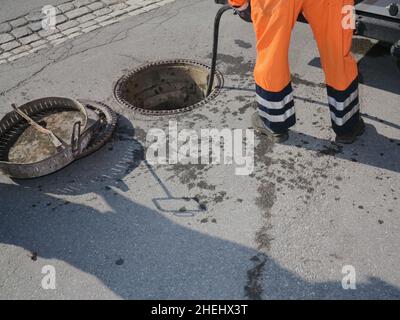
left=114, top=59, right=224, bottom=115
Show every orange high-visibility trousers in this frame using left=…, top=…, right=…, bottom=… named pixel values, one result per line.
left=230, top=0, right=359, bottom=134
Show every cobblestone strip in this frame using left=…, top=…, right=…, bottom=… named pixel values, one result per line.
left=0, top=0, right=176, bottom=64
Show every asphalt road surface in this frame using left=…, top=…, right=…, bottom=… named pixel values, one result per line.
left=0, top=0, right=399, bottom=299
left=0, top=1, right=67, bottom=22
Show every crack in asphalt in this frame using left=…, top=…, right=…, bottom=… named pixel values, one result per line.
left=0, top=3, right=180, bottom=97
left=0, top=0, right=275, bottom=300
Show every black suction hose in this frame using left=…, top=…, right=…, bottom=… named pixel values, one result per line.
left=206, top=4, right=232, bottom=97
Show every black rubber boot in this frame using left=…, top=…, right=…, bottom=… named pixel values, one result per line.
left=251, top=112, right=289, bottom=143
left=335, top=117, right=365, bottom=144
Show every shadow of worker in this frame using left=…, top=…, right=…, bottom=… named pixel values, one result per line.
left=1, top=115, right=400, bottom=299
left=1, top=181, right=400, bottom=299
left=285, top=123, right=400, bottom=174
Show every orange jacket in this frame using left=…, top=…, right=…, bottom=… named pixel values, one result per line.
left=229, top=0, right=248, bottom=8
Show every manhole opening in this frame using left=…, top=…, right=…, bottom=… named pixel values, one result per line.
left=114, top=59, right=223, bottom=115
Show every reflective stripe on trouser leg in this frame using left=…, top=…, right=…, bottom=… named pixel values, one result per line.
left=327, top=77, right=360, bottom=134
left=256, top=82, right=296, bottom=133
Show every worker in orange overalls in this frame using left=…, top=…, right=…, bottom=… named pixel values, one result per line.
left=229, top=0, right=365, bottom=143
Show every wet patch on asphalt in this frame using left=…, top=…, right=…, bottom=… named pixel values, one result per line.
left=235, top=39, right=252, bottom=49
left=245, top=253, right=267, bottom=300
left=244, top=131, right=276, bottom=299
left=292, top=73, right=325, bottom=89
left=206, top=53, right=254, bottom=76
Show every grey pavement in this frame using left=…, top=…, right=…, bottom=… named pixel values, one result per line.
left=0, top=1, right=66, bottom=23
left=0, top=0, right=175, bottom=64
left=0, top=0, right=399, bottom=299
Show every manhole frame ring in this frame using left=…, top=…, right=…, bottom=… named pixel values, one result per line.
left=76, top=100, right=118, bottom=159
left=113, top=59, right=224, bottom=116
left=0, top=98, right=118, bottom=179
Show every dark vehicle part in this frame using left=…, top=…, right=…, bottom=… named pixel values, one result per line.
left=115, top=59, right=223, bottom=115
left=355, top=0, right=400, bottom=49
left=391, top=40, right=400, bottom=68
left=392, top=40, right=400, bottom=56
left=389, top=2, right=399, bottom=16
left=355, top=12, right=400, bottom=44
left=356, top=0, right=400, bottom=18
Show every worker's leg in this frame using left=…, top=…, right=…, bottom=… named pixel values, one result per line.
left=303, top=0, right=360, bottom=135
left=252, top=0, right=303, bottom=133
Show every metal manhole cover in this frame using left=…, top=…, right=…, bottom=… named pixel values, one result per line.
left=0, top=98, right=117, bottom=179
left=113, top=59, right=224, bottom=115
